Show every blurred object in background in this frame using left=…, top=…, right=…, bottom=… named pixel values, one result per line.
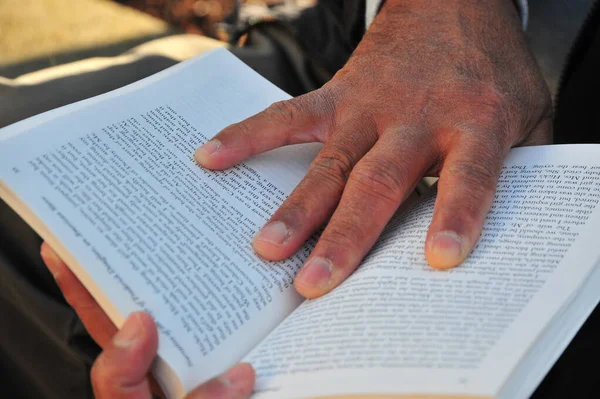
left=0, top=0, right=172, bottom=71
left=113, top=0, right=316, bottom=41
left=114, top=0, right=233, bottom=37
left=527, top=0, right=597, bottom=98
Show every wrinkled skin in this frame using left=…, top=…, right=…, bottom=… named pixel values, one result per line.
left=195, top=0, right=552, bottom=299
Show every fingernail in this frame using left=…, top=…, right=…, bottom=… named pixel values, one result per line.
left=195, top=139, right=221, bottom=163
left=296, top=257, right=333, bottom=288
left=429, top=231, right=465, bottom=264
left=254, top=221, right=290, bottom=246
left=113, top=314, right=143, bottom=349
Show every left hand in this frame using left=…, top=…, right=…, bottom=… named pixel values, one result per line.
left=195, top=0, right=552, bottom=299
left=89, top=312, right=254, bottom=399
left=41, top=243, right=255, bottom=399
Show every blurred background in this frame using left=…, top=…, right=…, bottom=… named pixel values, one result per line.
left=0, top=0, right=314, bottom=77
left=0, top=0, right=596, bottom=97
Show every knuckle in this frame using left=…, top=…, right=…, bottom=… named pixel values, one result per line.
left=320, top=218, right=365, bottom=249
left=453, top=83, right=510, bottom=133
left=310, top=147, right=356, bottom=186
left=321, top=74, right=350, bottom=99
left=275, top=195, right=311, bottom=226
left=349, top=160, right=408, bottom=204
left=306, top=90, right=338, bottom=139
left=446, top=159, right=498, bottom=190
left=225, top=118, right=253, bottom=140
left=468, top=95, right=507, bottom=129
left=460, top=71, right=553, bottom=144
left=309, top=86, right=338, bottom=117
left=311, top=156, right=351, bottom=186
left=268, top=100, right=303, bottom=127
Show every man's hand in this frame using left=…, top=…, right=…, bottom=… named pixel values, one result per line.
left=195, top=0, right=552, bottom=298
left=40, top=243, right=255, bottom=399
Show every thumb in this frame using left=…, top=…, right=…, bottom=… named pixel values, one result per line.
left=91, top=312, right=157, bottom=399
left=91, top=312, right=255, bottom=399
left=186, top=363, right=255, bottom=399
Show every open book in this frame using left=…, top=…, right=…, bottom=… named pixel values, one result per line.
left=2, top=49, right=600, bottom=399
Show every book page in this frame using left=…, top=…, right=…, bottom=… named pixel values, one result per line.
left=245, top=144, right=600, bottom=399
left=0, top=49, right=320, bottom=397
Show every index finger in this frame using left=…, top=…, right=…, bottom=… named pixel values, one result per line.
left=195, top=91, right=334, bottom=170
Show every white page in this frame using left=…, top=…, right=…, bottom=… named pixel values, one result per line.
left=245, top=144, right=600, bottom=399
left=497, top=253, right=600, bottom=399
left=0, top=49, right=321, bottom=396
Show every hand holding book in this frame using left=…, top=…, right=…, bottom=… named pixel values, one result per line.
left=3, top=49, right=600, bottom=398
left=41, top=243, right=255, bottom=399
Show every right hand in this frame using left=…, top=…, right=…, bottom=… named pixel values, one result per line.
left=40, top=242, right=255, bottom=398
left=194, top=0, right=552, bottom=299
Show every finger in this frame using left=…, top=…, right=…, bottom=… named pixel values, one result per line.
left=195, top=90, right=334, bottom=170
left=294, top=130, right=435, bottom=298
left=186, top=363, right=255, bottom=399
left=41, top=242, right=117, bottom=347
left=252, top=118, right=378, bottom=261
left=425, top=136, right=507, bottom=269
left=91, top=312, right=157, bottom=399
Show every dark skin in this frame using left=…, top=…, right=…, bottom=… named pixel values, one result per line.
left=195, top=0, right=553, bottom=298
left=42, top=0, right=552, bottom=394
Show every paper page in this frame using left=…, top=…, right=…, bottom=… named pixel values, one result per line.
left=496, top=252, right=600, bottom=399
left=245, top=144, right=600, bottom=399
left=0, top=49, right=320, bottom=396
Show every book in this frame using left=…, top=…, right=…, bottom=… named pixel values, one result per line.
left=2, top=48, right=600, bottom=399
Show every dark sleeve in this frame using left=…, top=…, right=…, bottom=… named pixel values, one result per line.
left=290, top=0, right=366, bottom=80
left=554, top=3, right=600, bottom=144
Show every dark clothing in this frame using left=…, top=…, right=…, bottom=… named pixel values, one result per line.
left=0, top=207, right=96, bottom=398
left=291, top=0, right=365, bottom=79
left=1, top=1, right=600, bottom=398
left=533, top=1, right=600, bottom=396
left=0, top=42, right=304, bottom=399
left=554, top=0, right=600, bottom=144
